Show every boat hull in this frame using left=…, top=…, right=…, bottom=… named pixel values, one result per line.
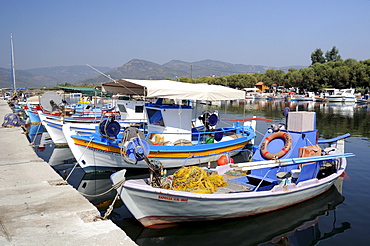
left=25, top=109, right=41, bottom=123
left=67, top=134, right=251, bottom=170
left=39, top=114, right=67, bottom=145
left=327, top=97, right=356, bottom=102
left=115, top=164, right=344, bottom=227
left=40, top=112, right=144, bottom=145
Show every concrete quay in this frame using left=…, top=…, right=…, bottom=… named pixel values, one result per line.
left=0, top=100, right=136, bottom=246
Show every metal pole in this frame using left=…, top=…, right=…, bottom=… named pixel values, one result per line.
left=10, top=34, right=16, bottom=91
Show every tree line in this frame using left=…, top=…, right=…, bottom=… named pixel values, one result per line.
left=177, top=47, right=370, bottom=92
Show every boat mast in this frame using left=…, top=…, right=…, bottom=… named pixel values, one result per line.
left=10, top=34, right=16, bottom=92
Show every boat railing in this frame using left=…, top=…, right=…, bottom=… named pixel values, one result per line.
left=317, top=133, right=350, bottom=144
left=145, top=126, right=252, bottom=145
left=318, top=133, right=350, bottom=153
left=118, top=118, right=148, bottom=124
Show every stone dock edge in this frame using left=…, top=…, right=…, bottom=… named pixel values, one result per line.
left=0, top=99, right=137, bottom=246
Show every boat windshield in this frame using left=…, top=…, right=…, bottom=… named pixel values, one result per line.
left=117, top=104, right=127, bottom=113
left=147, top=108, right=165, bottom=126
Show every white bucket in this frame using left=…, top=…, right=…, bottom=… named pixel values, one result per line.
left=291, top=169, right=301, bottom=179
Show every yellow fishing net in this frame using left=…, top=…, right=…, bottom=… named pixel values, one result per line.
left=171, top=166, right=228, bottom=193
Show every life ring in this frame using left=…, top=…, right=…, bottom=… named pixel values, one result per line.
left=260, top=131, right=292, bottom=159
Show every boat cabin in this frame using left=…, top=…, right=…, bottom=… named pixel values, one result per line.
left=247, top=111, right=320, bottom=189
left=116, top=98, right=146, bottom=123
left=145, top=99, right=194, bottom=143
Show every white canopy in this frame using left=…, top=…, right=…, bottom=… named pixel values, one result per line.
left=102, top=79, right=245, bottom=101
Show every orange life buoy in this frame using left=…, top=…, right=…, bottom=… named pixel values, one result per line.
left=260, top=131, right=292, bottom=159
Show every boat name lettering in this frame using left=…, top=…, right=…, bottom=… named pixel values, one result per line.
left=91, top=147, right=120, bottom=156
left=158, top=195, right=188, bottom=202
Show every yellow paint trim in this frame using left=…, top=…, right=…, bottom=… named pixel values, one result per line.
left=73, top=138, right=249, bottom=159
left=73, top=138, right=123, bottom=153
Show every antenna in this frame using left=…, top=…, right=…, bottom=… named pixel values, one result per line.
left=86, top=64, right=141, bottom=97
left=86, top=64, right=117, bottom=83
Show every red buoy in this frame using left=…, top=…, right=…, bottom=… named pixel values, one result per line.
left=217, top=155, right=234, bottom=166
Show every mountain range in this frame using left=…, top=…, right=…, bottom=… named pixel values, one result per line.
left=0, top=59, right=306, bottom=89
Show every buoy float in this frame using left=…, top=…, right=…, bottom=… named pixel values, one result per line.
left=217, top=155, right=234, bottom=166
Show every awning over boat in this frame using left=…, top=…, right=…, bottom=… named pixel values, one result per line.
left=55, top=86, right=103, bottom=97
left=101, top=79, right=245, bottom=101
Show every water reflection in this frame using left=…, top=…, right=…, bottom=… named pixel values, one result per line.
left=228, top=100, right=370, bottom=140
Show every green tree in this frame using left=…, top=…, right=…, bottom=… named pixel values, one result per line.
left=332, top=66, right=350, bottom=88
left=284, top=69, right=303, bottom=88
left=312, top=63, right=332, bottom=87
left=265, top=69, right=285, bottom=87
left=325, top=46, right=342, bottom=62
left=300, top=67, right=318, bottom=90
left=311, top=48, right=326, bottom=65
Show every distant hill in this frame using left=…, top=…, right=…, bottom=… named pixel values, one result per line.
left=0, top=65, right=113, bottom=89
left=0, top=67, right=58, bottom=89
left=80, top=59, right=183, bottom=84
left=25, top=65, right=113, bottom=84
left=0, top=59, right=306, bottom=88
left=81, top=59, right=306, bottom=85
left=163, top=59, right=272, bottom=77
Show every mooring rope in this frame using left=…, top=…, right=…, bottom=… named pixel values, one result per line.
left=65, top=135, right=94, bottom=182
left=78, top=178, right=125, bottom=198
left=95, top=177, right=126, bottom=220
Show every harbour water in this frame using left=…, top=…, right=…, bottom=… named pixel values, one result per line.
left=28, top=100, right=370, bottom=246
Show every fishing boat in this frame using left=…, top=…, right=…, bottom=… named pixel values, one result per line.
left=63, top=79, right=264, bottom=172
left=63, top=101, right=260, bottom=172
left=38, top=106, right=121, bottom=146
left=23, top=104, right=42, bottom=123
left=37, top=91, right=130, bottom=145
left=110, top=111, right=353, bottom=227
left=39, top=99, right=146, bottom=146
left=266, top=95, right=285, bottom=100
left=118, top=180, right=345, bottom=245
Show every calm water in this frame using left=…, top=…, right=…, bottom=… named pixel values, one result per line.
left=28, top=100, right=370, bottom=246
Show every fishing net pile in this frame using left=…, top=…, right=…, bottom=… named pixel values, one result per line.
left=2, top=113, right=22, bottom=128
left=170, top=166, right=228, bottom=193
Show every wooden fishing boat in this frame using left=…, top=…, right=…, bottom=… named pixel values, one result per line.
left=63, top=79, right=263, bottom=172
left=120, top=180, right=345, bottom=245
left=23, top=104, right=42, bottom=123
left=110, top=111, right=354, bottom=227
left=64, top=101, right=260, bottom=171
left=38, top=91, right=146, bottom=145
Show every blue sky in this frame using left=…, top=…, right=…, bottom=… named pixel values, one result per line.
left=0, top=0, right=369, bottom=69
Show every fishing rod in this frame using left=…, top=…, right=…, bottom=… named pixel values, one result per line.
left=86, top=64, right=142, bottom=97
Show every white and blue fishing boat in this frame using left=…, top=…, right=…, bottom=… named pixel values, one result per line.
left=63, top=79, right=265, bottom=172
left=37, top=91, right=127, bottom=145
left=24, top=103, right=42, bottom=123
left=110, top=111, right=353, bottom=228
left=64, top=101, right=260, bottom=171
